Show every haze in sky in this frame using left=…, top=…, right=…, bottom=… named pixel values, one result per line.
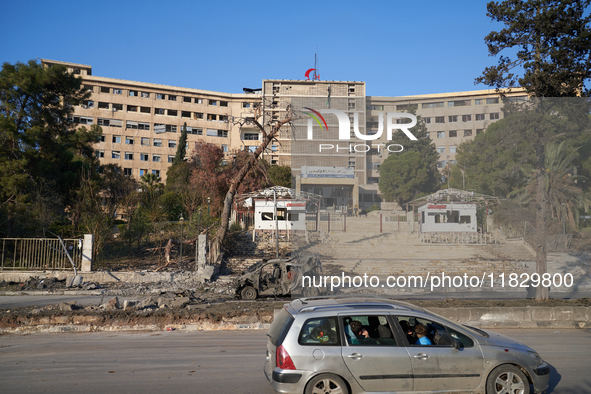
left=1, top=0, right=506, bottom=96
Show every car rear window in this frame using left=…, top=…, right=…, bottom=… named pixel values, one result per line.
left=298, top=317, right=340, bottom=346
left=268, top=308, right=294, bottom=346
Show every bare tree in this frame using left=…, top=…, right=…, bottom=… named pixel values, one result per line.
left=209, top=103, right=297, bottom=265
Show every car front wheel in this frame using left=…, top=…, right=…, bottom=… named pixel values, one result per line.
left=240, top=286, right=257, bottom=300
left=305, top=373, right=348, bottom=394
left=486, top=365, right=530, bottom=394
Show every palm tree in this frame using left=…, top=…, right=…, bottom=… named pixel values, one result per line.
left=528, top=142, right=590, bottom=230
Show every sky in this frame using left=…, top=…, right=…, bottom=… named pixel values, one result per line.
left=1, top=0, right=507, bottom=97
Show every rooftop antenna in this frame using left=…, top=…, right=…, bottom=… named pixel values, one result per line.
left=314, top=45, right=319, bottom=80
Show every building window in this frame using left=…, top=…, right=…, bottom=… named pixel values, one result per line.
left=194, top=112, right=204, bottom=119
left=435, top=116, right=445, bottom=123
left=208, top=99, right=217, bottom=106
left=167, top=109, right=178, bottom=116
left=96, top=150, right=104, bottom=158
left=464, top=130, right=473, bottom=137
left=242, top=102, right=251, bottom=108
left=448, top=115, right=458, bottom=123
left=140, top=169, right=147, bottom=176
left=155, top=108, right=165, bottom=115
left=98, top=102, right=109, bottom=109
left=138, top=122, right=150, bottom=130
left=462, top=114, right=471, bottom=122
left=141, top=137, right=150, bottom=146
left=165, top=125, right=177, bottom=133
left=113, top=89, right=122, bottom=95
left=124, top=168, right=132, bottom=176
left=183, top=96, right=191, bottom=103
left=189, top=128, right=202, bottom=135
left=168, top=140, right=177, bottom=148
left=181, top=111, right=191, bottom=118
left=423, top=117, right=431, bottom=124
left=168, top=95, right=177, bottom=101
left=486, top=98, right=499, bottom=104
left=490, top=112, right=500, bottom=120
left=367, top=105, right=384, bottom=111
left=207, top=114, right=218, bottom=121
left=271, top=145, right=277, bottom=152
left=168, top=155, right=175, bottom=163
left=112, top=103, right=123, bottom=111
left=140, top=107, right=150, bottom=114
left=100, top=86, right=110, bottom=93
left=129, top=90, right=138, bottom=97
left=153, top=139, right=162, bottom=147
left=222, top=145, right=228, bottom=152
left=140, top=153, right=149, bottom=161
left=475, top=113, right=485, bottom=121
left=125, top=137, right=134, bottom=145
left=112, top=151, right=120, bottom=159
left=243, top=133, right=259, bottom=140
left=156, top=93, right=165, bottom=100
left=449, top=130, right=457, bottom=137
left=141, top=92, right=150, bottom=98
left=449, top=146, right=457, bottom=153
left=476, top=128, right=484, bottom=135
left=195, top=98, right=203, bottom=104
left=153, top=155, right=161, bottom=162
left=437, top=131, right=445, bottom=138
left=448, top=100, right=470, bottom=107
left=475, top=99, right=483, bottom=105
left=127, top=105, right=137, bottom=112
left=100, top=135, right=105, bottom=143
left=422, top=102, right=444, bottom=109
left=437, top=161, right=447, bottom=169
left=84, top=85, right=94, bottom=92
left=112, top=135, right=121, bottom=143
left=152, top=170, right=160, bottom=176
left=220, top=101, right=228, bottom=107
left=437, top=146, right=445, bottom=153
left=125, top=152, right=133, bottom=160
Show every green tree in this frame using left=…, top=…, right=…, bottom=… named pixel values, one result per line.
left=379, top=151, right=434, bottom=207
left=476, top=0, right=591, bottom=300
left=0, top=59, right=100, bottom=236
left=268, top=165, right=292, bottom=188
left=379, top=110, right=440, bottom=206
left=173, top=122, right=188, bottom=165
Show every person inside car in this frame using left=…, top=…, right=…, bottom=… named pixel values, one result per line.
left=415, top=324, right=432, bottom=345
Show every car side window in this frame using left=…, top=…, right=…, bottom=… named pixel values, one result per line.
left=395, top=316, right=454, bottom=347
left=298, top=317, right=340, bottom=346
left=341, top=315, right=397, bottom=346
left=448, top=327, right=474, bottom=348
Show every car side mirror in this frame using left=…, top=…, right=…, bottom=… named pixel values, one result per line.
left=453, top=339, right=463, bottom=350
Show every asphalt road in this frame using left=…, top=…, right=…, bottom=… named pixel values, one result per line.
left=0, top=329, right=590, bottom=393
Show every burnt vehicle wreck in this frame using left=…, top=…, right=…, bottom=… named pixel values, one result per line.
left=234, top=252, right=324, bottom=299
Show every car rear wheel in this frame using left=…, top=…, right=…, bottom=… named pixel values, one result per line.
left=305, top=373, right=348, bottom=394
left=486, top=365, right=530, bottom=394
left=240, top=286, right=257, bottom=300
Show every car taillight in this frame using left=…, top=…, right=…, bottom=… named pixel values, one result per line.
left=276, top=345, right=296, bottom=370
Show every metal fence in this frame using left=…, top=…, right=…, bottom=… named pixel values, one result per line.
left=0, top=238, right=82, bottom=271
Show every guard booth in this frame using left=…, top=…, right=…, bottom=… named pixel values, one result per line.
left=254, top=199, right=307, bottom=232
left=418, top=203, right=477, bottom=233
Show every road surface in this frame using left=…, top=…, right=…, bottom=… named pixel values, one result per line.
left=0, top=329, right=589, bottom=393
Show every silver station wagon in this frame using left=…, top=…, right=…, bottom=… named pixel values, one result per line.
left=264, top=296, right=549, bottom=394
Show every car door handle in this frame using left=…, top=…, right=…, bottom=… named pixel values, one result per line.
left=347, top=353, right=363, bottom=360
left=413, top=353, right=429, bottom=360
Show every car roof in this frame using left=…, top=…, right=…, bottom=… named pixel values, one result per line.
left=286, top=295, right=426, bottom=315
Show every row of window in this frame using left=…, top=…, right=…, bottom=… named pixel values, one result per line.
left=427, top=129, right=484, bottom=139
left=88, top=85, right=232, bottom=106
left=368, top=97, right=527, bottom=112
left=437, top=146, right=458, bottom=154
left=96, top=151, right=175, bottom=163
left=423, top=113, right=499, bottom=124
left=81, top=101, right=230, bottom=121
left=106, top=136, right=179, bottom=148
left=437, top=160, right=458, bottom=169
